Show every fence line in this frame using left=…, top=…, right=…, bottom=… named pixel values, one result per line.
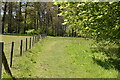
left=10, top=42, right=14, bottom=68
left=2, top=43, right=12, bottom=78
left=26, top=38, right=28, bottom=51
left=32, top=36, right=34, bottom=46
left=29, top=38, right=31, bottom=49
left=20, top=40, right=23, bottom=56
left=0, top=42, right=3, bottom=79
left=0, top=34, right=46, bottom=79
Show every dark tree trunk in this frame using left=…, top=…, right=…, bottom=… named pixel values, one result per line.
left=118, top=27, right=120, bottom=57
left=50, top=15, right=54, bottom=36
left=2, top=2, right=7, bottom=33
left=34, top=16, right=36, bottom=30
left=18, top=2, right=22, bottom=34
left=8, top=2, right=12, bottom=33
left=33, top=11, right=36, bottom=30
left=36, top=11, right=39, bottom=30
left=72, top=28, right=74, bottom=37
left=24, top=2, right=27, bottom=34
left=45, top=14, right=48, bottom=35
left=69, top=30, right=71, bottom=37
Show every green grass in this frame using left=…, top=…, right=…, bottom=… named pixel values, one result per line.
left=0, top=35, right=33, bottom=78
left=2, top=36, right=119, bottom=78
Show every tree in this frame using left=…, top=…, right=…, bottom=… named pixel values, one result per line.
left=18, top=2, right=22, bottom=34
left=24, top=2, right=28, bottom=34
left=55, top=2, right=120, bottom=52
left=8, top=2, right=13, bottom=33
left=1, top=2, right=64, bottom=35
left=2, top=2, right=7, bottom=33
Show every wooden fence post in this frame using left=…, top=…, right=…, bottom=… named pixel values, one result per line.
left=38, top=35, right=39, bottom=41
left=38, top=35, right=39, bottom=42
left=36, top=35, right=38, bottom=42
left=10, top=42, right=14, bottom=67
left=29, top=38, right=31, bottom=49
left=2, top=43, right=12, bottom=77
left=38, top=35, right=40, bottom=41
left=35, top=36, right=37, bottom=43
left=32, top=36, right=34, bottom=46
left=20, top=40, right=23, bottom=56
left=0, top=42, right=3, bottom=79
left=39, top=34, right=40, bottom=41
left=35, top=36, right=36, bottom=43
left=2, top=52, right=12, bottom=77
left=26, top=38, right=27, bottom=51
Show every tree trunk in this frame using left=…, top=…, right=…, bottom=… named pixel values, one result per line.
left=34, top=16, right=36, bottom=30
left=18, top=2, right=22, bottom=34
left=2, top=2, right=7, bottom=33
left=118, top=28, right=120, bottom=57
left=72, top=28, right=74, bottom=37
left=36, top=12, right=39, bottom=30
left=8, top=2, right=12, bottom=33
left=24, top=2, right=27, bottom=34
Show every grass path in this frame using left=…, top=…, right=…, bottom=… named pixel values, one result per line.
left=6, top=37, right=118, bottom=78
left=34, top=38, right=79, bottom=78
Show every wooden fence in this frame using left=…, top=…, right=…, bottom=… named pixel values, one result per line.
left=0, top=34, right=46, bottom=79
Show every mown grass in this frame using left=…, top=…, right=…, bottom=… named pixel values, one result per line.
left=1, top=36, right=119, bottom=78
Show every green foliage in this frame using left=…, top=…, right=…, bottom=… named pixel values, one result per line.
left=26, top=29, right=34, bottom=34
left=55, top=2, right=120, bottom=44
left=54, top=3, right=120, bottom=73
left=25, top=29, right=41, bottom=35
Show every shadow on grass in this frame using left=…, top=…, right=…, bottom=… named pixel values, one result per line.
left=92, top=47, right=120, bottom=58
left=92, top=57, right=120, bottom=71
left=91, top=45, right=120, bottom=77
